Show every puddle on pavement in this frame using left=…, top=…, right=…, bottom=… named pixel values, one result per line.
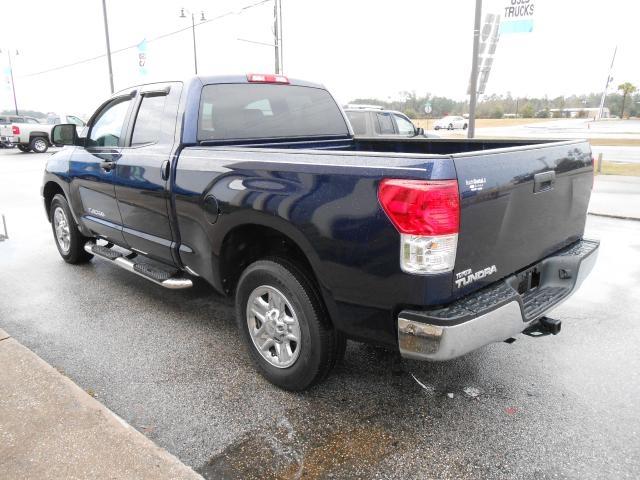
left=198, top=408, right=400, bottom=479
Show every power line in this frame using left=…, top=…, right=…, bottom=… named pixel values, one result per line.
left=18, top=0, right=271, bottom=79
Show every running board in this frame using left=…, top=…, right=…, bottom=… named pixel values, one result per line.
left=84, top=242, right=193, bottom=289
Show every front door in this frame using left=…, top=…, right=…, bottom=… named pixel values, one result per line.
left=68, top=94, right=134, bottom=245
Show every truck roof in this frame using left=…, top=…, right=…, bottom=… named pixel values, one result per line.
left=114, top=74, right=327, bottom=97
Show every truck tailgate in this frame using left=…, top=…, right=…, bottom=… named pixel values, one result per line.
left=452, top=140, right=593, bottom=295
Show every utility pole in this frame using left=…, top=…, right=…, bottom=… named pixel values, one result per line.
left=597, top=45, right=617, bottom=120
left=5, top=50, right=19, bottom=114
left=273, top=0, right=283, bottom=74
left=467, top=0, right=482, bottom=138
left=101, top=0, right=115, bottom=94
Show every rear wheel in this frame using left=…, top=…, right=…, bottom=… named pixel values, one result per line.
left=463, top=123, right=468, bottom=130
left=235, top=258, right=344, bottom=391
left=17, top=145, right=31, bottom=153
left=30, top=137, right=49, bottom=153
left=49, top=194, right=93, bottom=264
left=448, top=123, right=453, bottom=130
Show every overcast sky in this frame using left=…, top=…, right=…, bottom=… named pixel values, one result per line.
left=1, top=0, right=638, bottom=117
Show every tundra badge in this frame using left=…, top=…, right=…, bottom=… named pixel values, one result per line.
left=455, top=265, right=497, bottom=288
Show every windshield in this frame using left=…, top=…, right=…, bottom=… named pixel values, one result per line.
left=198, top=83, right=349, bottom=141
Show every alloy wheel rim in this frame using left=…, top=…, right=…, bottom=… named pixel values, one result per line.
left=34, top=139, right=46, bottom=151
left=53, top=207, right=71, bottom=253
left=246, top=285, right=301, bottom=368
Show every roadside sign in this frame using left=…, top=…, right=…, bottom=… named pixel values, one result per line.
left=499, top=0, right=536, bottom=34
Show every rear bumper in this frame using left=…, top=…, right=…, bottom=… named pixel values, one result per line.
left=398, top=239, right=599, bottom=361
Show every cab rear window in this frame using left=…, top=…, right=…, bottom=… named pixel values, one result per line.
left=198, top=83, right=349, bottom=141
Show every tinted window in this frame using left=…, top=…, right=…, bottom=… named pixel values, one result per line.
left=131, top=94, right=167, bottom=145
left=88, top=98, right=132, bottom=147
left=346, top=111, right=368, bottom=135
left=198, top=83, right=348, bottom=141
left=375, top=112, right=395, bottom=134
left=393, top=114, right=415, bottom=135
left=46, top=116, right=61, bottom=124
left=0, top=117, right=8, bottom=124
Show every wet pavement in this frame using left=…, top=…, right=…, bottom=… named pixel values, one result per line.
left=1, top=149, right=639, bottom=479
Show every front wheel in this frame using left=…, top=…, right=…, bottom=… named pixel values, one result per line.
left=448, top=123, right=453, bottom=130
left=30, top=137, right=49, bottom=153
left=17, top=145, right=31, bottom=153
left=463, top=123, right=468, bottom=130
left=49, top=194, right=93, bottom=264
left=235, top=258, right=344, bottom=391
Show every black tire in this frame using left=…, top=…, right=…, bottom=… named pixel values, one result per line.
left=235, top=257, right=344, bottom=391
left=463, top=123, right=468, bottom=130
left=17, top=144, right=31, bottom=153
left=30, top=136, right=49, bottom=153
left=434, top=126, right=440, bottom=131
left=448, top=123, right=453, bottom=130
left=49, top=194, right=93, bottom=264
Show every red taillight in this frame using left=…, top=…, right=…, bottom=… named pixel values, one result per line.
left=378, top=179, right=460, bottom=235
left=12, top=125, right=20, bottom=135
left=247, top=73, right=289, bottom=84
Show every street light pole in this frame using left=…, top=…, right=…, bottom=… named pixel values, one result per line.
left=101, top=0, right=115, bottom=94
left=467, top=0, right=482, bottom=138
left=191, top=12, right=198, bottom=74
left=5, top=50, right=19, bottom=115
left=181, top=8, right=205, bottom=75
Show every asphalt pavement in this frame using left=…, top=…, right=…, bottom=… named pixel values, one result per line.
left=0, top=148, right=639, bottom=479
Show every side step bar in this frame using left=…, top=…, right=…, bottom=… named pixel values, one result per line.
left=84, top=242, right=193, bottom=290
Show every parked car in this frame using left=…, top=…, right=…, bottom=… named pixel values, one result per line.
left=344, top=104, right=438, bottom=138
left=43, top=74, right=598, bottom=391
left=433, top=115, right=468, bottom=130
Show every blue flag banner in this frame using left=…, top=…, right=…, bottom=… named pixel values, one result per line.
left=137, top=39, right=148, bottom=76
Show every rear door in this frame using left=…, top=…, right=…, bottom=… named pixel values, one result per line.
left=452, top=141, right=593, bottom=295
left=113, top=82, right=182, bottom=264
left=68, top=93, right=135, bottom=245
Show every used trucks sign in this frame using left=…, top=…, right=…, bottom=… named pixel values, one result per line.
left=499, top=0, right=536, bottom=33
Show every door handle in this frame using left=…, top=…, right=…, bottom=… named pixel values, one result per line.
left=161, top=160, right=170, bottom=180
left=533, top=170, right=555, bottom=193
left=100, top=161, right=116, bottom=172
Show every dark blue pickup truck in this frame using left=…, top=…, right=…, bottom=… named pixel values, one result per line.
left=43, top=74, right=598, bottom=390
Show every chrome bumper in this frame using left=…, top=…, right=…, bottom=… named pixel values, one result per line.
left=398, top=239, right=599, bottom=361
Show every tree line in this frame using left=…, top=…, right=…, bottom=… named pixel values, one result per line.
left=351, top=84, right=639, bottom=119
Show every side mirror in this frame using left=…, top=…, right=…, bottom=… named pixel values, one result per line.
left=51, top=124, right=79, bottom=146
left=415, top=127, right=425, bottom=136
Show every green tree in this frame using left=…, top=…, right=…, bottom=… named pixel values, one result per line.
left=617, top=82, right=637, bottom=118
left=520, top=104, right=535, bottom=118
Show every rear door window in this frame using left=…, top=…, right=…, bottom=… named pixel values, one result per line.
left=197, top=83, right=348, bottom=141
left=375, top=112, right=395, bottom=135
left=130, top=94, right=167, bottom=146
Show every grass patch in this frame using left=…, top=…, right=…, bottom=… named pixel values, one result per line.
left=596, top=161, right=640, bottom=176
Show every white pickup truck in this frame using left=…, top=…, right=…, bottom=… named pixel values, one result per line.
left=0, top=113, right=85, bottom=153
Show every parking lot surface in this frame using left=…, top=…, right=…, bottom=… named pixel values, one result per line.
left=1, top=148, right=638, bottom=479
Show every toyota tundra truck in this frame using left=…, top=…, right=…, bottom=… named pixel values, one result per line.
left=42, top=74, right=598, bottom=390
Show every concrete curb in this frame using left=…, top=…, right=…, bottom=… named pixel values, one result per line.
left=0, top=327, right=203, bottom=480
left=588, top=212, right=640, bottom=222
